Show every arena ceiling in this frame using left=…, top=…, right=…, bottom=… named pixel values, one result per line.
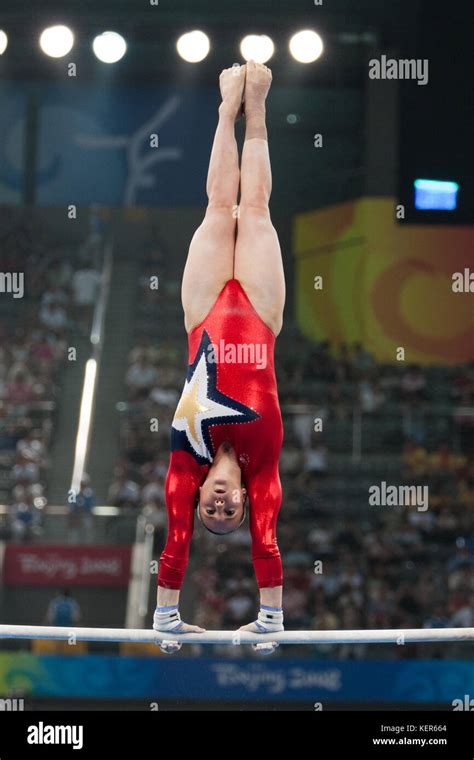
left=0, top=0, right=422, bottom=83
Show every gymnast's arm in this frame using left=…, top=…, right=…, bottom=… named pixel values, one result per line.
left=235, top=463, right=284, bottom=637
left=157, top=450, right=203, bottom=590
left=247, top=463, right=283, bottom=593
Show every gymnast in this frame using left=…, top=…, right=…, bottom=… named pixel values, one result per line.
left=154, top=61, right=286, bottom=639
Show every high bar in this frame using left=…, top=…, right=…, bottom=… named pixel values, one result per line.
left=0, top=625, right=473, bottom=645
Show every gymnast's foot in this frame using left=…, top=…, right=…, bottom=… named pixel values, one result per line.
left=243, top=60, right=272, bottom=114
left=219, top=64, right=246, bottom=120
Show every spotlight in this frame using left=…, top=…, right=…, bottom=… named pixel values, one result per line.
left=176, top=30, right=210, bottom=62
left=39, top=25, right=74, bottom=58
left=0, top=30, right=8, bottom=55
left=289, top=30, right=323, bottom=63
left=92, top=31, right=127, bottom=64
left=240, top=34, right=274, bottom=63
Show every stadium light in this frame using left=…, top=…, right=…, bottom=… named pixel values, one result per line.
left=289, top=30, right=323, bottom=63
left=176, top=30, right=210, bottom=63
left=0, top=30, right=8, bottom=55
left=39, top=25, right=74, bottom=58
left=93, top=31, right=127, bottom=64
left=240, top=34, right=274, bottom=63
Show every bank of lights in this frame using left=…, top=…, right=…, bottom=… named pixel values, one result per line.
left=2, top=27, right=324, bottom=65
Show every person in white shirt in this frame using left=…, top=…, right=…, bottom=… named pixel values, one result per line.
left=39, top=302, right=68, bottom=333
left=125, top=356, right=159, bottom=400
left=71, top=264, right=102, bottom=334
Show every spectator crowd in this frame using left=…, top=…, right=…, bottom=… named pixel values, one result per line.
left=0, top=211, right=102, bottom=541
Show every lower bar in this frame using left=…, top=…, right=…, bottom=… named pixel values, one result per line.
left=0, top=625, right=473, bottom=645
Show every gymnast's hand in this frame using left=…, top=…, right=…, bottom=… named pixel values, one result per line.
left=238, top=604, right=284, bottom=635
left=238, top=621, right=266, bottom=633
left=238, top=605, right=284, bottom=653
left=159, top=623, right=204, bottom=654
left=237, top=621, right=281, bottom=655
left=173, top=622, right=206, bottom=634
left=153, top=606, right=205, bottom=636
left=153, top=620, right=206, bottom=635
left=154, top=620, right=206, bottom=654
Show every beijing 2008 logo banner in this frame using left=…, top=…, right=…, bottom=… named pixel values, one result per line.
left=3, top=544, right=131, bottom=586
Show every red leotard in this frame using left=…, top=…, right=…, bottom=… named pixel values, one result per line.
left=158, top=278, right=284, bottom=590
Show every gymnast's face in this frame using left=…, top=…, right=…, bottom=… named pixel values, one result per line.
left=198, top=476, right=247, bottom=534
left=198, top=441, right=246, bottom=533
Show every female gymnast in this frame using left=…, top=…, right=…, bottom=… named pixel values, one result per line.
left=154, top=61, right=286, bottom=639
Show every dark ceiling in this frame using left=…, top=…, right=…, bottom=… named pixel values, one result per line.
left=0, top=0, right=423, bottom=83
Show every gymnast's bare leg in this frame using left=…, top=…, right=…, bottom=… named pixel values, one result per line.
left=156, top=65, right=245, bottom=632
left=234, top=61, right=285, bottom=629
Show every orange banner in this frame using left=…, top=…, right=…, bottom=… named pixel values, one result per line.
left=293, top=198, right=474, bottom=364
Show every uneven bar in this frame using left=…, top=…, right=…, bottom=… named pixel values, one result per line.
left=0, top=625, right=473, bottom=645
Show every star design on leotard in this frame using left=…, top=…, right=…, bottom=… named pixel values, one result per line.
left=171, top=330, right=260, bottom=464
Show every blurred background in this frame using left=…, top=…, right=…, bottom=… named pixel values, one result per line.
left=0, top=0, right=473, bottom=710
